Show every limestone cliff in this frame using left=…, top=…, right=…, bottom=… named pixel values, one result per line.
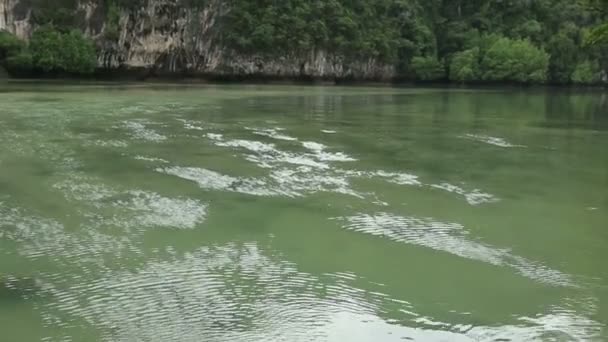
left=0, top=0, right=395, bottom=80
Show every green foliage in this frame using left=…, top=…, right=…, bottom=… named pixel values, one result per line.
left=411, top=56, right=445, bottom=81
left=0, top=31, right=24, bottom=60
left=30, top=27, right=97, bottom=74
left=586, top=23, right=608, bottom=46
left=572, top=60, right=602, bottom=84
left=449, top=48, right=480, bottom=82
left=0, top=31, right=32, bottom=75
left=3, top=0, right=607, bottom=84
left=480, top=37, right=549, bottom=83
left=104, top=1, right=121, bottom=41
left=547, top=32, right=579, bottom=83
left=221, top=0, right=410, bottom=63
left=30, top=0, right=79, bottom=30
left=5, top=51, right=33, bottom=72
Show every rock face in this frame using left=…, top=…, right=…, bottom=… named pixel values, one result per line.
left=0, top=0, right=395, bottom=80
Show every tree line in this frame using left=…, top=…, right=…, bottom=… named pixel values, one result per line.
left=1, top=0, right=607, bottom=84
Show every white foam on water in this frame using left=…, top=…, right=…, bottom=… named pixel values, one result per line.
left=302, top=141, right=327, bottom=152
left=248, top=127, right=298, bottom=141
left=276, top=154, right=330, bottom=169
left=157, top=167, right=239, bottom=190
left=315, top=150, right=357, bottom=162
left=55, top=176, right=208, bottom=230
left=91, top=140, right=129, bottom=148
left=463, top=134, right=525, bottom=148
left=430, top=183, right=499, bottom=205
left=157, top=166, right=362, bottom=199
left=270, top=167, right=364, bottom=199
left=124, top=121, right=167, bottom=142
left=301, top=141, right=356, bottom=162
left=156, top=166, right=287, bottom=197
left=321, top=130, right=337, bottom=134
left=206, top=133, right=223, bottom=140
left=336, top=213, right=574, bottom=287
left=201, top=130, right=501, bottom=207
left=371, top=170, right=422, bottom=186
left=206, top=133, right=332, bottom=169
left=216, top=139, right=277, bottom=153
left=54, top=178, right=117, bottom=205
left=134, top=156, right=170, bottom=164
left=176, top=119, right=205, bottom=131
left=116, top=191, right=207, bottom=230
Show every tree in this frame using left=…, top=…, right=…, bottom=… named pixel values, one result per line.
left=0, top=31, right=33, bottom=76
left=547, top=32, right=579, bottom=83
left=585, top=0, right=608, bottom=45
left=411, top=56, right=445, bottom=81
left=30, top=26, right=97, bottom=74
left=572, top=60, right=602, bottom=84
left=0, top=31, right=25, bottom=60
left=480, top=37, right=549, bottom=83
left=449, top=48, right=480, bottom=82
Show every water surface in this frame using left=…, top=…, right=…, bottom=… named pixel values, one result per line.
left=1, top=83, right=607, bottom=341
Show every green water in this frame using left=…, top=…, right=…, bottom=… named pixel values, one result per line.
left=0, top=83, right=607, bottom=341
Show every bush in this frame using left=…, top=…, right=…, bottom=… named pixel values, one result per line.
left=411, top=56, right=445, bottom=81
left=0, top=31, right=31, bottom=76
left=571, top=60, right=602, bottom=84
left=480, top=37, right=549, bottom=83
left=5, top=51, right=33, bottom=72
left=449, top=48, right=480, bottom=82
left=0, top=31, right=25, bottom=60
left=30, top=27, right=97, bottom=74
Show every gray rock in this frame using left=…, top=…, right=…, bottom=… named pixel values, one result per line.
left=0, top=0, right=393, bottom=80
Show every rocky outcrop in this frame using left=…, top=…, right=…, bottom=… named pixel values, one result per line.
left=0, top=0, right=395, bottom=80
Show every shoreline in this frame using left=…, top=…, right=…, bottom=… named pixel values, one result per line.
left=2, top=72, right=607, bottom=90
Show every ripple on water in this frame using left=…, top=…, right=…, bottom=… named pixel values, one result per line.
left=202, top=130, right=500, bottom=206
left=0, top=203, right=132, bottom=263
left=134, top=156, right=170, bottom=164
left=206, top=132, right=356, bottom=170
left=157, top=166, right=360, bottom=198
left=336, top=213, right=574, bottom=287
left=462, top=134, right=525, bottom=148
left=176, top=119, right=205, bottom=131
left=123, top=121, right=167, bottom=142
left=37, top=242, right=600, bottom=342
left=54, top=176, right=207, bottom=231
left=430, top=183, right=499, bottom=206
left=247, top=127, right=298, bottom=141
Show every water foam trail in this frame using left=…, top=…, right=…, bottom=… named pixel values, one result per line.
left=176, top=119, right=205, bottom=131
left=336, top=213, right=574, bottom=288
left=430, top=183, right=499, bottom=205
left=201, top=130, right=499, bottom=206
left=123, top=121, right=167, bottom=142
left=55, top=176, right=208, bottom=231
left=462, top=134, right=525, bottom=148
left=156, top=166, right=362, bottom=198
left=134, top=156, right=170, bottom=164
left=247, top=127, right=298, bottom=141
